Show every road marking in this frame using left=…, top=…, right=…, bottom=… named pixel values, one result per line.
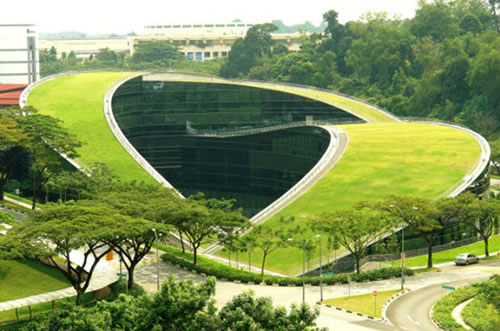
left=408, top=315, right=420, bottom=327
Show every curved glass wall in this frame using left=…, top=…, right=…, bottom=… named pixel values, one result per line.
left=112, top=77, right=363, bottom=217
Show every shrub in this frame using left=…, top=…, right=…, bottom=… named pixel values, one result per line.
left=160, top=244, right=415, bottom=287
left=433, top=285, right=479, bottom=331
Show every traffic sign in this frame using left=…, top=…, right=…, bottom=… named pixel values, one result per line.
left=373, top=290, right=378, bottom=297
left=117, top=272, right=127, bottom=277
left=442, top=285, right=456, bottom=291
left=401, top=253, right=406, bottom=268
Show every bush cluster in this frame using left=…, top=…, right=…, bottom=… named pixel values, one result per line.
left=433, top=285, right=479, bottom=331
left=160, top=251, right=414, bottom=286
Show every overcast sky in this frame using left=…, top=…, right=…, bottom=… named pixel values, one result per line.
left=3, top=0, right=419, bottom=34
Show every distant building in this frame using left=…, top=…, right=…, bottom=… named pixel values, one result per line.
left=39, top=39, right=130, bottom=59
left=0, top=24, right=39, bottom=84
left=37, top=23, right=304, bottom=63
left=130, top=23, right=303, bottom=62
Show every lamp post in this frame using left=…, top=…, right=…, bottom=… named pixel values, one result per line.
left=152, top=228, right=160, bottom=291
left=389, top=205, right=418, bottom=290
left=288, top=234, right=321, bottom=304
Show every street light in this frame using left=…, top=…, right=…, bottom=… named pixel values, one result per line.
left=288, top=234, right=321, bottom=303
left=152, top=228, right=160, bottom=291
left=389, top=204, right=418, bottom=290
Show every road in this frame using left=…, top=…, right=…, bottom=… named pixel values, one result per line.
left=386, top=260, right=500, bottom=331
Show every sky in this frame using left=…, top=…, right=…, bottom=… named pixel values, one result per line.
left=2, top=0, right=419, bottom=34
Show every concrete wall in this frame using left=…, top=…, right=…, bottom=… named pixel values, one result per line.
left=0, top=24, right=39, bottom=84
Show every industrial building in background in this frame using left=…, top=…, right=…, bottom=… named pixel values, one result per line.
left=39, top=23, right=303, bottom=62
left=0, top=24, right=40, bottom=85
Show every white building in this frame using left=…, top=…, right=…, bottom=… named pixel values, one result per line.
left=0, top=24, right=40, bottom=84
left=131, top=23, right=303, bottom=62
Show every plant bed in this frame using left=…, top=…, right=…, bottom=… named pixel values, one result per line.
left=159, top=244, right=414, bottom=286
left=433, top=285, right=479, bottom=331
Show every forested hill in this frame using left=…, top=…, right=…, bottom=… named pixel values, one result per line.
left=220, top=0, right=500, bottom=141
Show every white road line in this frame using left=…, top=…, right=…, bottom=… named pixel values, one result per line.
left=408, top=315, right=421, bottom=327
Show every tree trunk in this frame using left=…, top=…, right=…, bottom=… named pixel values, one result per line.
left=179, top=230, right=185, bottom=254
left=193, top=247, right=198, bottom=265
left=484, top=237, right=489, bottom=257
left=32, top=180, right=37, bottom=210
left=261, top=253, right=267, bottom=276
left=0, top=185, right=4, bottom=201
left=355, top=257, right=360, bottom=274
left=75, top=288, right=84, bottom=305
left=427, top=244, right=433, bottom=268
left=128, top=264, right=136, bottom=289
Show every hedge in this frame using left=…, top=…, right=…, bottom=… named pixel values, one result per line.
left=433, top=285, right=479, bottom=331
left=159, top=245, right=414, bottom=286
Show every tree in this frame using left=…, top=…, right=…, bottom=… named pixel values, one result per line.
left=176, top=195, right=248, bottom=265
left=0, top=107, right=32, bottom=200
left=95, top=48, right=118, bottom=63
left=319, top=208, right=396, bottom=273
left=485, top=0, right=500, bottom=32
left=252, top=225, right=288, bottom=276
left=241, top=232, right=257, bottom=272
left=23, top=276, right=324, bottom=330
left=130, top=41, right=182, bottom=63
left=218, top=290, right=321, bottom=330
left=8, top=202, right=132, bottom=305
left=460, top=199, right=500, bottom=256
left=19, top=110, right=81, bottom=209
left=220, top=23, right=278, bottom=78
left=411, top=0, right=460, bottom=42
left=492, top=138, right=500, bottom=174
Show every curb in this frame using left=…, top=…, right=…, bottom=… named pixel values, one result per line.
left=381, top=288, right=411, bottom=325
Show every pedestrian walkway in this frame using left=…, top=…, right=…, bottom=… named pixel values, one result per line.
left=4, top=196, right=34, bottom=210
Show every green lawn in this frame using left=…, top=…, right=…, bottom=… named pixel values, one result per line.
left=322, top=289, right=402, bottom=318
left=219, top=122, right=482, bottom=274
left=28, top=72, right=155, bottom=184
left=387, top=234, right=500, bottom=268
left=0, top=260, right=71, bottom=302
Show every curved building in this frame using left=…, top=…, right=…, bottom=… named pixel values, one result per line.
left=24, top=71, right=490, bottom=274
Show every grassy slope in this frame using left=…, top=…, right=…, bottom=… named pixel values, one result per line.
left=220, top=122, right=481, bottom=274
left=389, top=234, right=500, bottom=268
left=0, top=260, right=70, bottom=302
left=28, top=72, right=155, bottom=184
left=322, top=289, right=402, bottom=318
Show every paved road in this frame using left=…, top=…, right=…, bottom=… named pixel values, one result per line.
left=386, top=260, right=500, bottom=331
left=122, top=252, right=500, bottom=330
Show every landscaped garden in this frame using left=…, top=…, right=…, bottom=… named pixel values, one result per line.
left=322, top=289, right=402, bottom=318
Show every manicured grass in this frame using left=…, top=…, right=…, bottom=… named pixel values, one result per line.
left=322, top=289, right=402, bottom=318
left=219, top=122, right=482, bottom=274
left=491, top=174, right=500, bottom=180
left=386, top=234, right=500, bottom=268
left=0, top=260, right=71, bottom=302
left=28, top=72, right=156, bottom=184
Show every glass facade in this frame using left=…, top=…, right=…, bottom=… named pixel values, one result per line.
left=112, top=77, right=363, bottom=217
